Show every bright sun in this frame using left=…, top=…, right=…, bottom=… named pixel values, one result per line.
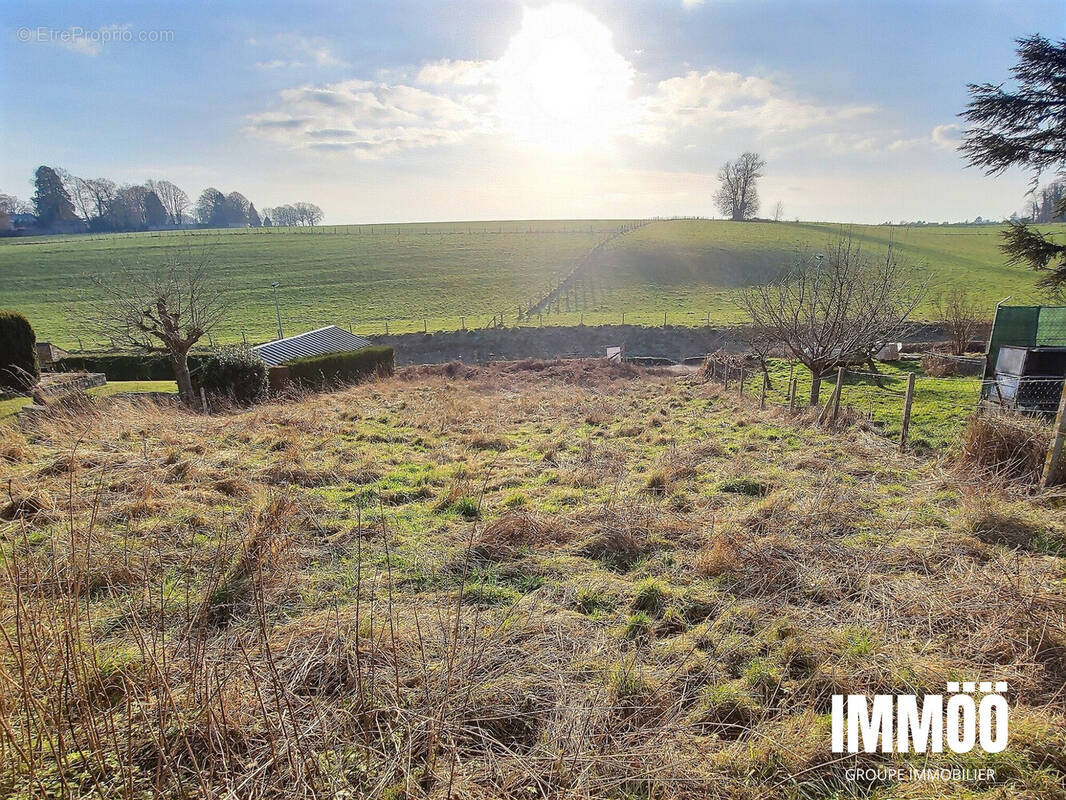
left=496, top=4, right=635, bottom=152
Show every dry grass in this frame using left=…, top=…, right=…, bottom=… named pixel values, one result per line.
left=957, top=411, right=1052, bottom=485
left=0, top=361, right=1064, bottom=798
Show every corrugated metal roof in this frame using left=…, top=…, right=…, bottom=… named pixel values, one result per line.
left=252, top=325, right=373, bottom=366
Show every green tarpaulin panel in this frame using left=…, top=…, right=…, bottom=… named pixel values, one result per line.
left=986, top=306, right=1040, bottom=376
left=1037, top=306, right=1066, bottom=346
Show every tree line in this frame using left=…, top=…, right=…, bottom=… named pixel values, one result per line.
left=0, top=166, right=323, bottom=234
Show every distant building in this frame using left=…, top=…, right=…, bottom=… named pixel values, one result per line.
left=251, top=325, right=372, bottom=366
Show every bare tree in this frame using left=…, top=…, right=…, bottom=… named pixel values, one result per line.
left=933, top=289, right=987, bottom=356
left=58, top=170, right=96, bottom=225
left=147, top=179, right=190, bottom=225
left=714, top=152, right=765, bottom=221
left=83, top=178, right=117, bottom=220
left=772, top=201, right=784, bottom=223
left=89, top=252, right=229, bottom=405
left=737, top=237, right=925, bottom=404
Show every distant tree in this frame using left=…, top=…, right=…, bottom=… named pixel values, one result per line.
left=58, top=169, right=97, bottom=225
left=772, top=201, right=784, bottom=223
left=0, top=209, right=10, bottom=232
left=88, top=252, right=230, bottom=405
left=737, top=237, right=925, bottom=404
left=32, top=166, right=79, bottom=228
left=83, top=178, right=117, bottom=222
left=247, top=202, right=261, bottom=227
left=105, top=184, right=149, bottom=231
left=0, top=193, right=32, bottom=216
left=144, top=190, right=168, bottom=228
left=223, top=191, right=250, bottom=227
left=960, top=35, right=1066, bottom=295
left=196, top=188, right=226, bottom=227
left=714, top=152, right=765, bottom=221
left=293, top=201, right=324, bottom=226
left=1031, top=180, right=1066, bottom=223
left=147, top=179, right=190, bottom=225
left=269, top=204, right=295, bottom=226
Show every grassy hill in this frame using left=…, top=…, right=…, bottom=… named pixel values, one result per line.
left=1, top=219, right=1060, bottom=348
left=1, top=363, right=1062, bottom=797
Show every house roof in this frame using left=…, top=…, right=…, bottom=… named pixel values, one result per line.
left=251, top=325, right=373, bottom=366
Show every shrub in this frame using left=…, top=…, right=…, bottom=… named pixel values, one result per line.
left=196, top=347, right=268, bottom=406
left=286, top=346, right=393, bottom=389
left=0, top=310, right=39, bottom=391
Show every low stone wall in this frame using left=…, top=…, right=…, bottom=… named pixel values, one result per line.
left=38, top=372, right=106, bottom=398
left=369, top=323, right=951, bottom=367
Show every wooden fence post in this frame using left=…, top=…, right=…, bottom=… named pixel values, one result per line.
left=739, top=368, right=745, bottom=396
left=760, top=373, right=768, bottom=410
left=385, top=319, right=389, bottom=335
left=831, top=367, right=845, bottom=423
left=200, top=387, right=209, bottom=414
left=1041, top=379, right=1066, bottom=488
left=899, top=372, right=916, bottom=451
left=789, top=377, right=797, bottom=412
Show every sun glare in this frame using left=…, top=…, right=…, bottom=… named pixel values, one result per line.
left=496, top=4, right=635, bottom=152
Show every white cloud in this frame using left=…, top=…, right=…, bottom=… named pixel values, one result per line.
left=888, top=123, right=962, bottom=152
left=249, top=34, right=348, bottom=71
left=247, top=5, right=963, bottom=170
left=635, top=69, right=875, bottom=142
left=681, top=0, right=707, bottom=8
left=245, top=77, right=493, bottom=157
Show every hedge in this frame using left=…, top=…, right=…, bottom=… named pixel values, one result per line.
left=287, top=346, right=394, bottom=389
left=55, top=352, right=207, bottom=382
left=0, top=310, right=39, bottom=391
left=195, top=346, right=268, bottom=406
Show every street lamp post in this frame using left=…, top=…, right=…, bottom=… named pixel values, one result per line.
left=271, top=282, right=283, bottom=340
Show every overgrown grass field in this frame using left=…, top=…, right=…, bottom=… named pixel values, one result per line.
left=1, top=362, right=1063, bottom=798
left=1, top=220, right=1060, bottom=348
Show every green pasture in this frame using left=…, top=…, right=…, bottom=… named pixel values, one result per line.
left=1, top=219, right=1059, bottom=348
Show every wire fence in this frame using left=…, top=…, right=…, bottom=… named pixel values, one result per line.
left=700, top=355, right=1060, bottom=453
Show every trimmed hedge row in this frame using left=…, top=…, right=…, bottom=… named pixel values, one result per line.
left=55, top=352, right=207, bottom=381
left=0, top=310, right=39, bottom=391
left=287, top=346, right=394, bottom=388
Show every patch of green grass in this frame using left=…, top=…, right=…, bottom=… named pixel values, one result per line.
left=716, top=477, right=768, bottom=497
left=744, top=358, right=983, bottom=450
left=631, top=577, right=671, bottom=615
left=621, top=611, right=654, bottom=642
left=3, top=219, right=1059, bottom=346
left=89, top=380, right=178, bottom=397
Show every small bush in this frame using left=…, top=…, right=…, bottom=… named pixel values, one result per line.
left=196, top=346, right=268, bottom=406
left=0, top=310, right=39, bottom=390
left=287, top=346, right=394, bottom=389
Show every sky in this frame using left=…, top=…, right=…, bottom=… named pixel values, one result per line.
left=1, top=0, right=1063, bottom=224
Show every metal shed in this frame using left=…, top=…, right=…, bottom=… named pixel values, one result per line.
left=251, top=325, right=373, bottom=367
